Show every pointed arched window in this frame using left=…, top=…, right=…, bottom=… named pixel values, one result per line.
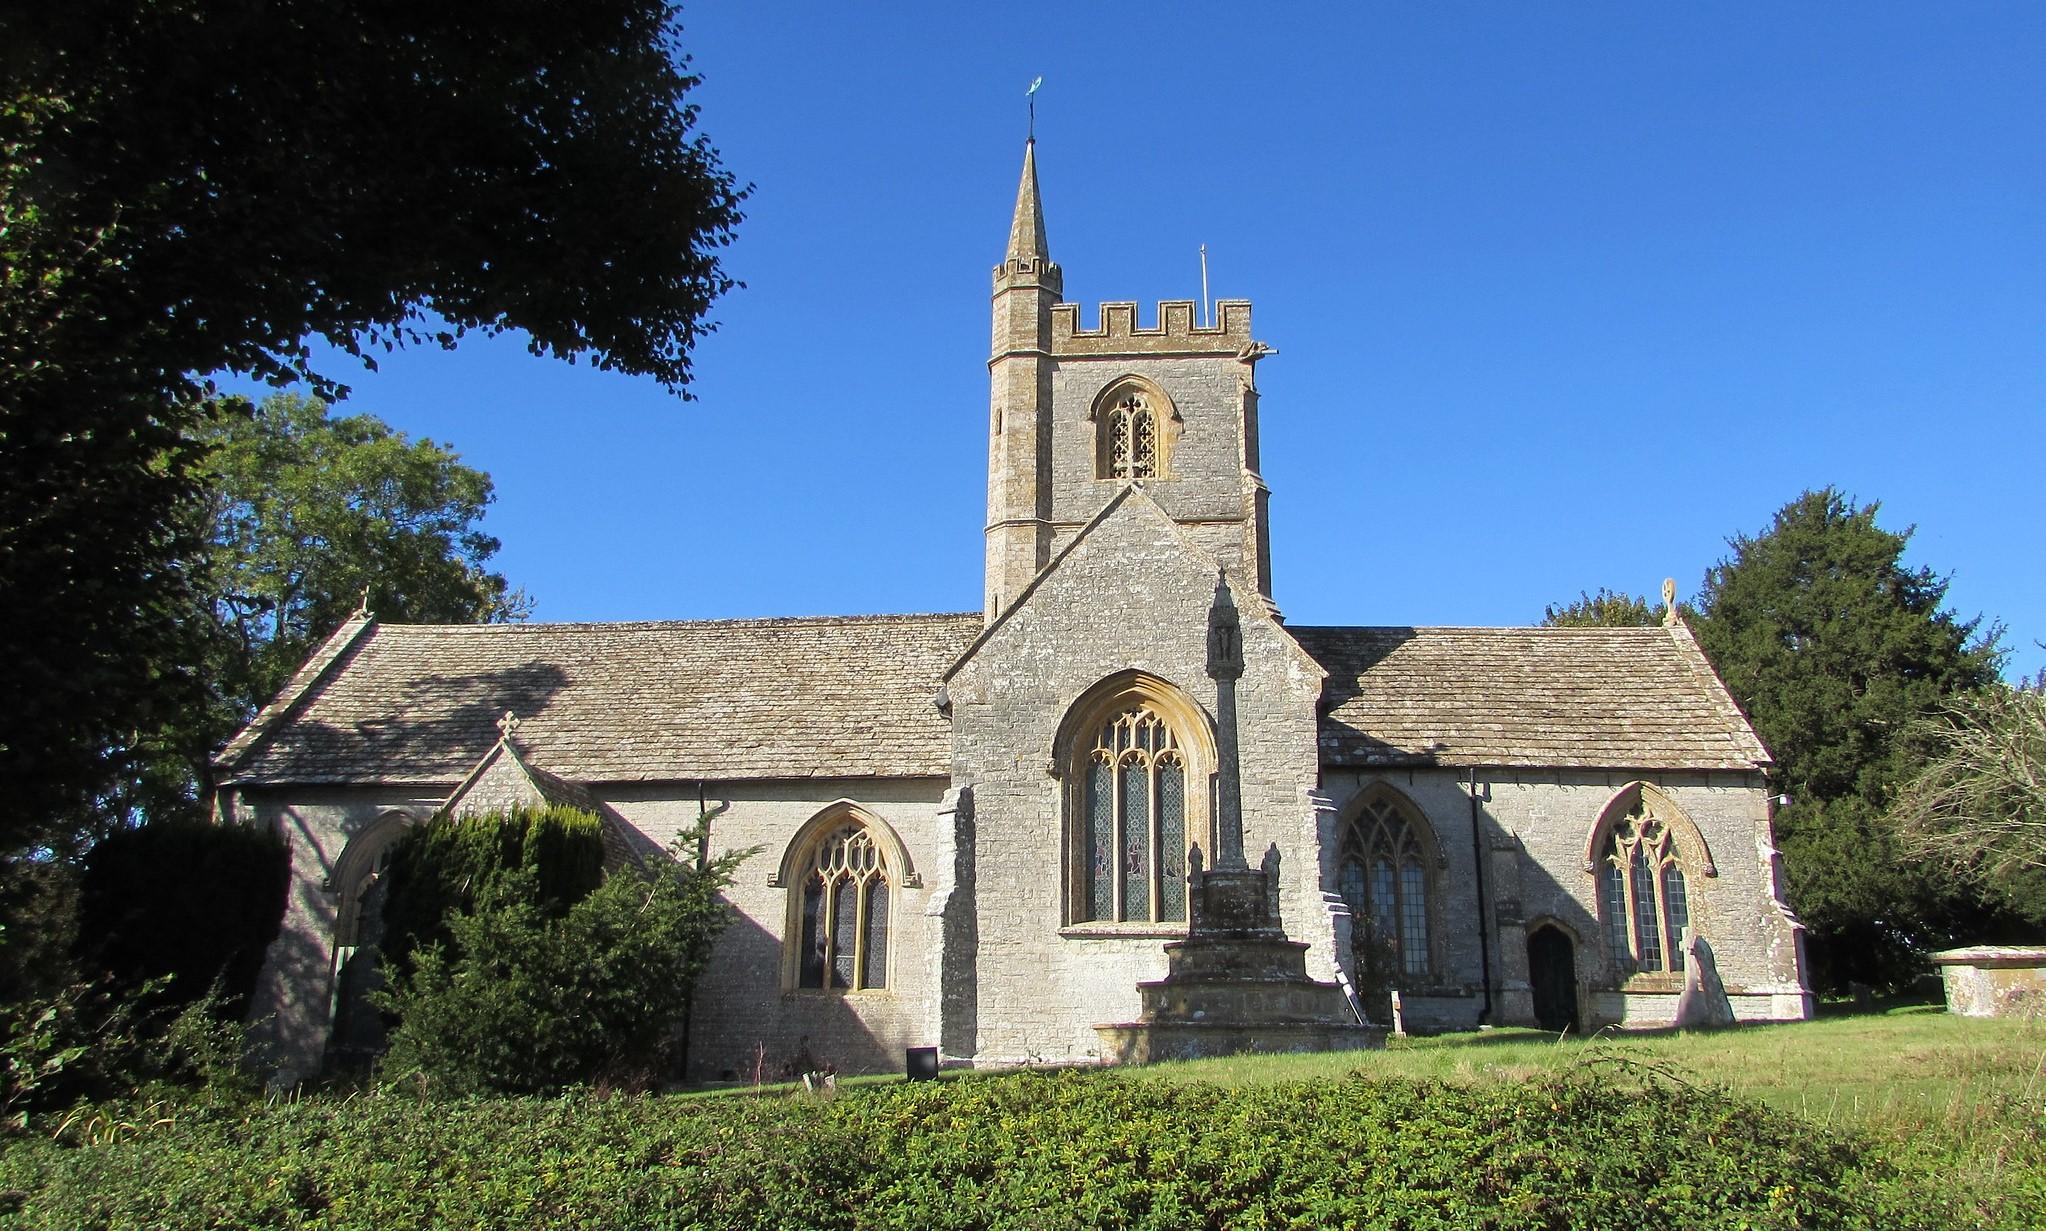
left=1336, top=791, right=1436, bottom=981
left=1105, top=394, right=1159, bottom=480
left=1092, top=379, right=1178, bottom=482
left=1079, top=705, right=1190, bottom=923
left=1599, top=800, right=1691, bottom=975
left=794, top=821, right=891, bottom=990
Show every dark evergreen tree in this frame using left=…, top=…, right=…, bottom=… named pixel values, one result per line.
left=1694, top=488, right=2009, bottom=991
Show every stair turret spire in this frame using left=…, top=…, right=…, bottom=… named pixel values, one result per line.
left=1006, top=139, right=1050, bottom=266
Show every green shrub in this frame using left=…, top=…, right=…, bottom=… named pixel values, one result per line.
left=374, top=823, right=743, bottom=1095
left=0, top=1068, right=2000, bottom=1230
left=73, top=820, right=287, bottom=1013
left=376, top=804, right=605, bottom=979
left=1, top=979, right=256, bottom=1123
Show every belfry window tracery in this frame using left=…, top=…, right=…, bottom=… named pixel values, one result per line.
left=1105, top=394, right=1158, bottom=480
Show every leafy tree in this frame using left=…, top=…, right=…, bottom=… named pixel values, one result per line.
left=1885, top=686, right=2046, bottom=924
left=201, top=393, right=529, bottom=726
left=1542, top=588, right=1666, bottom=627
left=2, top=2, right=744, bottom=864
left=1694, top=488, right=2008, bottom=990
left=377, top=817, right=748, bottom=1095
left=100, top=393, right=529, bottom=834
left=73, top=819, right=289, bottom=1014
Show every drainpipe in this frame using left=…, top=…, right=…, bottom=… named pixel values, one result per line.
left=1468, top=766, right=1494, bottom=1026
left=678, top=780, right=712, bottom=1083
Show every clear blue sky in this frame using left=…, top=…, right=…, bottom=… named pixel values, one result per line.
left=228, top=4, right=2046, bottom=680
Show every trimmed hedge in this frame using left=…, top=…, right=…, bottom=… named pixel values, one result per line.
left=74, top=820, right=288, bottom=1011
left=0, top=1068, right=1971, bottom=1230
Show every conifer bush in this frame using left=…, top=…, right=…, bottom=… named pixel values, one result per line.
left=371, top=810, right=744, bottom=1095
left=375, top=804, right=606, bottom=979
left=73, top=820, right=288, bottom=1013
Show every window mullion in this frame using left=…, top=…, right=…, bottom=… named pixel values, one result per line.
left=1148, top=756, right=1162, bottom=923
left=851, top=872, right=867, bottom=991
left=1111, top=763, right=1125, bottom=921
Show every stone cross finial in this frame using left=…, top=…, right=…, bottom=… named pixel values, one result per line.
left=496, top=710, right=522, bottom=741
left=1207, top=569, right=1244, bottom=682
left=1662, top=577, right=1679, bottom=626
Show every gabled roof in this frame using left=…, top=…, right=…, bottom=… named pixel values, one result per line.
left=438, top=730, right=660, bottom=868
left=1294, top=621, right=1771, bottom=772
left=944, top=481, right=1308, bottom=685
left=217, top=614, right=980, bottom=787
left=218, top=607, right=1767, bottom=786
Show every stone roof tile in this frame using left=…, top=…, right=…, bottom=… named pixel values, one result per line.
left=221, top=614, right=981, bottom=786
left=1292, top=624, right=1770, bottom=771
left=222, top=616, right=1769, bottom=785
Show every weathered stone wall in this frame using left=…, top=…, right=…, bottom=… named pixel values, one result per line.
left=236, top=786, right=448, bottom=1084
left=946, top=489, right=1330, bottom=1065
left=238, top=775, right=953, bottom=1085
left=604, top=778, right=951, bottom=1081
left=1316, top=769, right=1811, bottom=1032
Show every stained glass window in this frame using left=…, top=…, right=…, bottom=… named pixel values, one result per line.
left=1086, top=759, right=1115, bottom=922
left=862, top=881, right=889, bottom=990
left=1601, top=861, right=1630, bottom=969
left=1120, top=757, right=1150, bottom=921
left=1337, top=793, right=1434, bottom=983
left=1400, top=859, right=1428, bottom=976
left=795, top=821, right=890, bottom=990
left=1629, top=844, right=1662, bottom=971
left=1076, top=706, right=1192, bottom=923
left=1600, top=799, right=1696, bottom=979
left=1157, top=757, right=1186, bottom=921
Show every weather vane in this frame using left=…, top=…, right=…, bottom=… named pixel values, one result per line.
left=1027, top=75, right=1043, bottom=140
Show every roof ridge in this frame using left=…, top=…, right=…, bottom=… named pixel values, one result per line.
left=370, top=611, right=982, bottom=633
left=1292, top=623, right=1678, bottom=634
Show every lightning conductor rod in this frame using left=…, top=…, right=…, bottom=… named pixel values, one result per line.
left=1199, top=243, right=1211, bottom=328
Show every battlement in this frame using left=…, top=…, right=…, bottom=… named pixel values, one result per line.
left=1052, top=299, right=1252, bottom=356
left=992, top=255, right=1063, bottom=295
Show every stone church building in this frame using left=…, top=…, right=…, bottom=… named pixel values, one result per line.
left=219, top=143, right=1811, bottom=1082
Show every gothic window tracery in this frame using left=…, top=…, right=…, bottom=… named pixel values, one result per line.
left=1104, top=394, right=1159, bottom=480
left=1598, top=801, right=1691, bottom=976
left=1078, top=706, right=1190, bottom=924
left=1336, top=792, right=1435, bottom=981
left=795, top=822, right=890, bottom=990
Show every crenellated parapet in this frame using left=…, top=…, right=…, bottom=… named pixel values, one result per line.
left=992, top=253, right=1063, bottom=295
left=1053, top=299, right=1252, bottom=356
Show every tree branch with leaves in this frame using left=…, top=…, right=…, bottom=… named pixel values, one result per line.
left=1887, top=686, right=2046, bottom=892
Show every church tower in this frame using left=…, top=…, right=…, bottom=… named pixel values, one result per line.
left=984, top=141, right=1275, bottom=623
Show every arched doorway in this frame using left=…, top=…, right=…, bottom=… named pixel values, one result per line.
left=1527, top=925, right=1579, bottom=1034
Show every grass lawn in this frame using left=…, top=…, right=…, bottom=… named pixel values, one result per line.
left=1136, top=1005, right=2046, bottom=1212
